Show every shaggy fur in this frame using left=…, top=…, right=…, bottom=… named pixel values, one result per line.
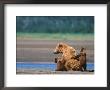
left=54, top=42, right=76, bottom=61
left=54, top=58, right=67, bottom=71
left=54, top=42, right=87, bottom=71
left=65, top=48, right=86, bottom=71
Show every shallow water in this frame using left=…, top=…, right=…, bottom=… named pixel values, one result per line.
left=16, top=62, right=94, bottom=71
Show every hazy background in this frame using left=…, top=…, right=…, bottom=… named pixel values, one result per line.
left=16, top=16, right=94, bottom=33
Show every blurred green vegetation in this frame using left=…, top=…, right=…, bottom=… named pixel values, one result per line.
left=16, top=16, right=94, bottom=34
left=17, top=33, right=94, bottom=40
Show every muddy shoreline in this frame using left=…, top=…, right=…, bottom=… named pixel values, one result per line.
left=17, top=69, right=94, bottom=74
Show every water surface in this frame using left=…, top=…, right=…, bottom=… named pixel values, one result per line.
left=17, top=62, right=94, bottom=71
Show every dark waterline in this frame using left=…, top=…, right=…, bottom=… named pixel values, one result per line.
left=16, top=62, right=94, bottom=71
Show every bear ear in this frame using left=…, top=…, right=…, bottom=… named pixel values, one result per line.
left=80, top=47, right=86, bottom=52
left=59, top=43, right=63, bottom=47
left=59, top=44, right=63, bottom=47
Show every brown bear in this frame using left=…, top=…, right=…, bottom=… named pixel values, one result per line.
left=54, top=48, right=86, bottom=71
left=53, top=42, right=86, bottom=71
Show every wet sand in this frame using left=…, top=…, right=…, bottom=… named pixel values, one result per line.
left=17, top=39, right=94, bottom=63
left=17, top=69, right=94, bottom=74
